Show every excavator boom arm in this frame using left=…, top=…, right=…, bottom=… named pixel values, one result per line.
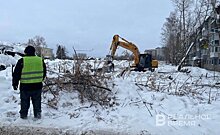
left=110, top=35, right=140, bottom=66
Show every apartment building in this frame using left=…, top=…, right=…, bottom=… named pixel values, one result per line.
left=188, top=12, right=220, bottom=71
left=144, top=47, right=165, bottom=61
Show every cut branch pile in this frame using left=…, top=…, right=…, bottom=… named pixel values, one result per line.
left=43, top=50, right=114, bottom=108
left=131, top=71, right=220, bottom=104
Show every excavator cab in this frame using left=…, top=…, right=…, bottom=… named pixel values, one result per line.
left=137, top=53, right=158, bottom=72
left=134, top=53, right=153, bottom=71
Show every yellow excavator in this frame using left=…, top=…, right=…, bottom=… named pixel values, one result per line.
left=109, top=34, right=158, bottom=72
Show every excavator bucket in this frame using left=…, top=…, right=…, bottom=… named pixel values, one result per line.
left=103, top=55, right=114, bottom=72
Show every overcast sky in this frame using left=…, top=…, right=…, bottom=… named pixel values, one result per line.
left=0, top=0, right=174, bottom=57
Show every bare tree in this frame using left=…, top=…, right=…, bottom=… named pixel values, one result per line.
left=161, top=12, right=181, bottom=65
left=27, top=36, right=47, bottom=56
left=170, top=0, right=194, bottom=63
left=161, top=0, right=212, bottom=67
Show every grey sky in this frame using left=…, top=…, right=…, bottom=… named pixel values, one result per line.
left=0, top=0, right=173, bottom=57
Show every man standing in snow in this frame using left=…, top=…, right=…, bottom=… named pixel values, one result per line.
left=12, top=45, right=46, bottom=119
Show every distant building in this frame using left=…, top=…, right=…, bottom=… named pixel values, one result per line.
left=144, top=49, right=157, bottom=59
left=35, top=46, right=54, bottom=59
left=144, top=48, right=165, bottom=60
left=41, top=47, right=54, bottom=59
left=155, top=47, right=165, bottom=60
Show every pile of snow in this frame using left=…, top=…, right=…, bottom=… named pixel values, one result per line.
left=0, top=54, right=18, bottom=66
left=0, top=43, right=24, bottom=67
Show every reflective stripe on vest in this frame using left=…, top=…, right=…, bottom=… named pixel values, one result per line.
left=21, top=56, right=44, bottom=83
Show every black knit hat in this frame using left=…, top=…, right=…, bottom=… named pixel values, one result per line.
left=24, top=45, right=35, bottom=55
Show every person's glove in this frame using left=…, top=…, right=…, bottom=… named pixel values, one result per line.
left=13, top=85, right=18, bottom=90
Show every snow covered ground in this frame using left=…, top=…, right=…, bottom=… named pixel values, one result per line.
left=0, top=52, right=220, bottom=135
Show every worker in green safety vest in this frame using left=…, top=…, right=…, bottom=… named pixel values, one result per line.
left=12, top=45, right=46, bottom=119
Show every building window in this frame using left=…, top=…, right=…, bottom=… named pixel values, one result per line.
left=212, top=58, right=218, bottom=65
left=215, top=47, right=218, bottom=52
left=215, top=58, right=218, bottom=65
left=215, top=40, right=219, bottom=45
left=214, top=59, right=218, bottom=65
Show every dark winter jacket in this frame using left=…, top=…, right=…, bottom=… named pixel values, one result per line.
left=12, top=54, right=46, bottom=90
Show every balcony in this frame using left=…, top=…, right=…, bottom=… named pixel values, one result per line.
left=201, top=49, right=208, bottom=55
left=211, top=40, right=219, bottom=46
left=210, top=52, right=219, bottom=58
left=210, top=33, right=220, bottom=41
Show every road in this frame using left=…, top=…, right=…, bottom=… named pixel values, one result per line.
left=0, top=124, right=123, bottom=135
